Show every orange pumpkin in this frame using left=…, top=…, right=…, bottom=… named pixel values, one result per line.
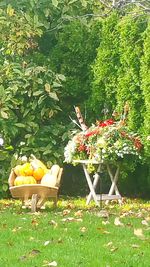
left=33, top=167, right=45, bottom=181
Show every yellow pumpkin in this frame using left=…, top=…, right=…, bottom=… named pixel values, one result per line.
left=14, top=165, right=23, bottom=176
left=14, top=176, right=37, bottom=186
left=41, top=173, right=57, bottom=187
left=20, top=163, right=34, bottom=176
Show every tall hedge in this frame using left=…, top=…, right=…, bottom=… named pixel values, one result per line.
left=90, top=12, right=120, bottom=119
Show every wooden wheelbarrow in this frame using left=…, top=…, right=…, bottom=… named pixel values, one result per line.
left=8, top=168, right=63, bottom=212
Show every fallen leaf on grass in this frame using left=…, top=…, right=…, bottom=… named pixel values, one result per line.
left=103, top=231, right=110, bottom=234
left=80, top=227, right=87, bottom=233
left=29, top=249, right=41, bottom=256
left=44, top=241, right=50, bottom=246
left=141, top=220, right=149, bottom=226
left=131, top=244, right=140, bottom=248
left=43, top=260, right=57, bottom=266
left=104, top=242, right=113, bottom=247
left=110, top=246, right=118, bottom=252
left=96, top=210, right=109, bottom=218
left=31, top=219, right=39, bottom=226
left=66, top=203, right=75, bottom=209
left=19, top=255, right=27, bottom=261
left=62, top=209, right=70, bottom=216
left=145, top=216, right=150, bottom=222
left=74, top=210, right=83, bottom=217
left=134, top=228, right=145, bottom=239
left=114, top=217, right=124, bottom=226
left=97, top=228, right=110, bottom=234
left=102, top=220, right=110, bottom=225
left=29, top=236, right=34, bottom=241
left=62, top=217, right=83, bottom=223
left=49, top=220, right=58, bottom=228
left=12, top=226, right=22, bottom=232
left=19, top=249, right=40, bottom=261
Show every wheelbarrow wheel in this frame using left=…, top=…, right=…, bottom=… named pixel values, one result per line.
left=31, top=194, right=38, bottom=212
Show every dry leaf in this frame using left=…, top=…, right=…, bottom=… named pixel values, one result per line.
left=29, top=249, right=41, bottom=256
left=19, top=255, right=27, bottom=261
left=66, top=203, right=75, bottom=209
left=74, top=210, right=83, bottom=217
left=96, top=210, right=109, bottom=218
left=131, top=244, right=140, bottom=248
left=114, top=217, right=124, bottom=226
left=43, top=260, right=57, bottom=266
left=134, top=228, right=145, bottom=239
left=145, top=216, right=150, bottom=222
left=44, top=241, right=50, bottom=246
left=110, top=246, right=118, bottom=252
left=62, top=209, right=70, bottom=216
left=62, top=217, right=82, bottom=223
left=102, top=220, right=110, bottom=225
left=29, top=237, right=34, bottom=241
left=31, top=219, right=39, bottom=226
left=141, top=220, right=149, bottom=226
left=12, top=226, right=22, bottom=232
left=103, top=230, right=110, bottom=234
left=105, top=242, right=113, bottom=247
left=49, top=220, right=58, bottom=228
left=80, top=227, right=87, bottom=233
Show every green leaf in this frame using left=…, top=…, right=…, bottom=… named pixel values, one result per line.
left=2, top=184, right=8, bottom=192
left=57, top=74, right=66, bottom=81
left=49, top=92, right=59, bottom=101
left=15, top=123, right=26, bottom=128
left=38, top=95, right=46, bottom=105
left=80, top=0, right=87, bottom=7
left=0, top=110, right=9, bottom=119
left=45, top=83, right=51, bottom=93
left=52, top=0, right=58, bottom=7
left=33, top=90, right=43, bottom=96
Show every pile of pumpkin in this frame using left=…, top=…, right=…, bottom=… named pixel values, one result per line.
left=13, top=156, right=60, bottom=187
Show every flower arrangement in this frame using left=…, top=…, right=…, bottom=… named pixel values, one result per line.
left=64, top=106, right=143, bottom=166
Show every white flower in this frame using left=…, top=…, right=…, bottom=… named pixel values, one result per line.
left=21, top=156, right=28, bottom=162
left=0, top=137, right=4, bottom=146
left=64, top=140, right=77, bottom=163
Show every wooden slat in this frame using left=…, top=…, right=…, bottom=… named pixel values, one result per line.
left=10, top=184, right=58, bottom=199
left=95, top=194, right=122, bottom=201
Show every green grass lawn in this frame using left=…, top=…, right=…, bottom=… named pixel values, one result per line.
left=0, top=198, right=150, bottom=267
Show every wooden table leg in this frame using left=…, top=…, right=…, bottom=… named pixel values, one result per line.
left=31, top=194, right=38, bottom=212
left=86, top=164, right=101, bottom=205
left=107, top=164, right=121, bottom=195
left=82, top=164, right=100, bottom=206
left=106, top=165, right=122, bottom=204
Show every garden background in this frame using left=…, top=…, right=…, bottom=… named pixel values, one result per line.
left=0, top=0, right=150, bottom=198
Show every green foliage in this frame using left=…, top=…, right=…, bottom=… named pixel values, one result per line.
left=0, top=1, right=150, bottom=197
left=140, top=21, right=150, bottom=158
left=116, top=15, right=147, bottom=131
left=90, top=12, right=150, bottom=194
left=91, top=12, right=120, bottom=119
left=47, top=20, right=101, bottom=112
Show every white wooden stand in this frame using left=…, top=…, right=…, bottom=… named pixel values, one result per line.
left=73, top=160, right=122, bottom=207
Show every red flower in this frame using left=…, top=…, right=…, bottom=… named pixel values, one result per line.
left=78, top=144, right=86, bottom=152
left=134, top=138, right=142, bottom=151
left=98, top=118, right=115, bottom=128
left=85, top=128, right=99, bottom=138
